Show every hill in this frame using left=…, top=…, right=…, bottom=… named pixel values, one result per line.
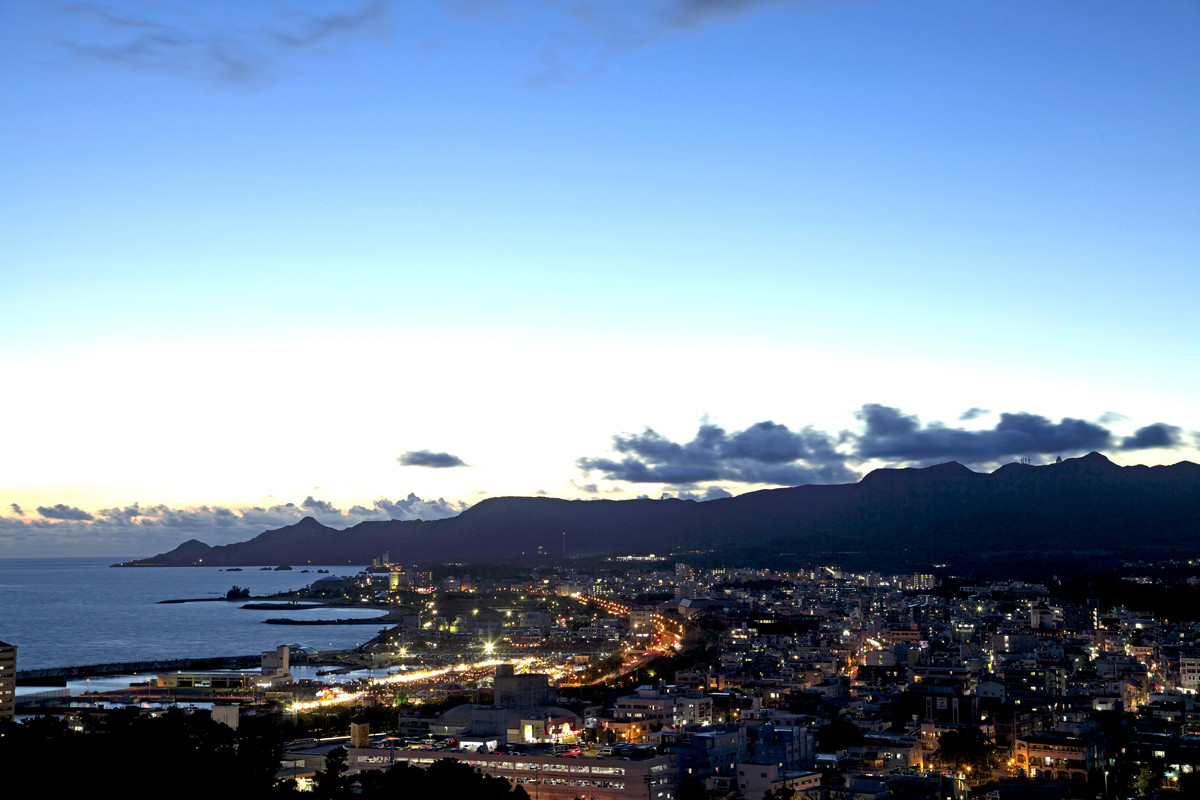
left=115, top=453, right=1200, bottom=576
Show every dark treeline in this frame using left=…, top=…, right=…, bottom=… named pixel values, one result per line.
left=0, top=708, right=284, bottom=798
left=0, top=708, right=533, bottom=799
left=1055, top=574, right=1200, bottom=621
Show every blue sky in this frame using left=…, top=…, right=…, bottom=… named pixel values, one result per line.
left=2, top=1, right=1197, bottom=556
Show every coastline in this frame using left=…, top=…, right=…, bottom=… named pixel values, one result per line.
left=1, top=558, right=378, bottom=673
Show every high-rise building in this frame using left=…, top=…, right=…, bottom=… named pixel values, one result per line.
left=0, top=640, right=16, bottom=720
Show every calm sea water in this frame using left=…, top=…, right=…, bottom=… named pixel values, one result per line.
left=0, top=557, right=388, bottom=671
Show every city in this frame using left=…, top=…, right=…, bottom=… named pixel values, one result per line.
left=3, top=2, right=1197, bottom=798
left=8, top=552, right=1200, bottom=798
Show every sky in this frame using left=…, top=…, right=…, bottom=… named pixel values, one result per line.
left=2, top=0, right=1197, bottom=558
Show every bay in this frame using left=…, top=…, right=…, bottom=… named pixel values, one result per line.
left=0, top=557, right=388, bottom=671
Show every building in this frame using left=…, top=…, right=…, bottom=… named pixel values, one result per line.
left=157, top=645, right=292, bottom=691
left=0, top=640, right=15, bottom=720
left=1179, top=653, right=1200, bottom=692
left=611, top=686, right=714, bottom=729
left=347, top=747, right=677, bottom=800
left=494, top=664, right=556, bottom=708
left=1012, top=732, right=1098, bottom=783
left=630, top=609, right=657, bottom=642
left=426, top=665, right=579, bottom=745
left=261, top=644, right=292, bottom=683
left=157, top=671, right=255, bottom=691
left=734, top=763, right=821, bottom=800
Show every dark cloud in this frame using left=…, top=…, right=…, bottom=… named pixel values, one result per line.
left=372, top=493, right=468, bottom=520
left=301, top=496, right=338, bottom=514
left=958, top=407, right=989, bottom=421
left=664, top=0, right=790, bottom=29
left=579, top=405, right=1191, bottom=489
left=854, top=404, right=1113, bottom=462
left=577, top=419, right=857, bottom=487
left=97, top=502, right=144, bottom=523
left=57, top=1, right=387, bottom=84
left=398, top=450, right=469, bottom=468
left=9, top=503, right=23, bottom=516
left=1121, top=423, right=1183, bottom=450
left=669, top=486, right=734, bottom=501
left=3, top=492, right=470, bottom=556
left=36, top=504, right=95, bottom=521
left=270, top=1, right=387, bottom=48
left=52, top=1, right=820, bottom=89
left=521, top=1, right=823, bottom=86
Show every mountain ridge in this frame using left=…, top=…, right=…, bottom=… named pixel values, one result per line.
left=114, top=452, right=1200, bottom=575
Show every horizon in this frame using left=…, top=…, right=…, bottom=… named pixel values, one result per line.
left=3, top=1, right=1198, bottom=558
left=12, top=449, right=1198, bottom=560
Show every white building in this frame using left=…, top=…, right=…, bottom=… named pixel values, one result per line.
left=612, top=686, right=714, bottom=728
left=0, top=640, right=15, bottom=720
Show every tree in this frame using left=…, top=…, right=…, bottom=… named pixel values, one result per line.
left=1134, top=764, right=1162, bottom=797
left=815, top=717, right=865, bottom=753
left=935, top=728, right=996, bottom=775
left=313, top=747, right=352, bottom=799
left=677, top=776, right=708, bottom=800
left=1, top=707, right=285, bottom=797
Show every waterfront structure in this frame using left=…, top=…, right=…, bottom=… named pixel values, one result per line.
left=0, top=640, right=15, bottom=720
left=156, top=671, right=255, bottom=690
left=261, top=644, right=293, bottom=684
left=156, top=644, right=293, bottom=691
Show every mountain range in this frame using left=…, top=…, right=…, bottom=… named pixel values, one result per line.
left=115, top=452, right=1200, bottom=576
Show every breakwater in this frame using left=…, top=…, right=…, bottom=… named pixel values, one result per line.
left=17, top=654, right=262, bottom=682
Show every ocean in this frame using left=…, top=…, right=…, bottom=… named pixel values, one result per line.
left=0, top=557, right=386, bottom=671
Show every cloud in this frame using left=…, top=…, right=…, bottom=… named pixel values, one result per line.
left=37, top=503, right=95, bottom=521
left=270, top=1, right=387, bottom=48
left=958, top=407, right=989, bottom=421
left=578, top=404, right=1192, bottom=489
left=398, top=450, right=469, bottom=468
left=577, top=419, right=858, bottom=487
left=56, top=1, right=388, bottom=84
left=301, top=495, right=338, bottom=514
left=1098, top=411, right=1131, bottom=425
left=9, top=503, right=23, bottom=516
left=49, top=1, right=823, bottom=89
left=371, top=493, right=469, bottom=520
left=2, top=492, right=471, bottom=557
left=663, top=0, right=792, bottom=29
left=1120, top=423, right=1183, bottom=450
left=854, top=404, right=1112, bottom=462
left=520, top=1, right=818, bottom=86
left=667, top=486, right=734, bottom=501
